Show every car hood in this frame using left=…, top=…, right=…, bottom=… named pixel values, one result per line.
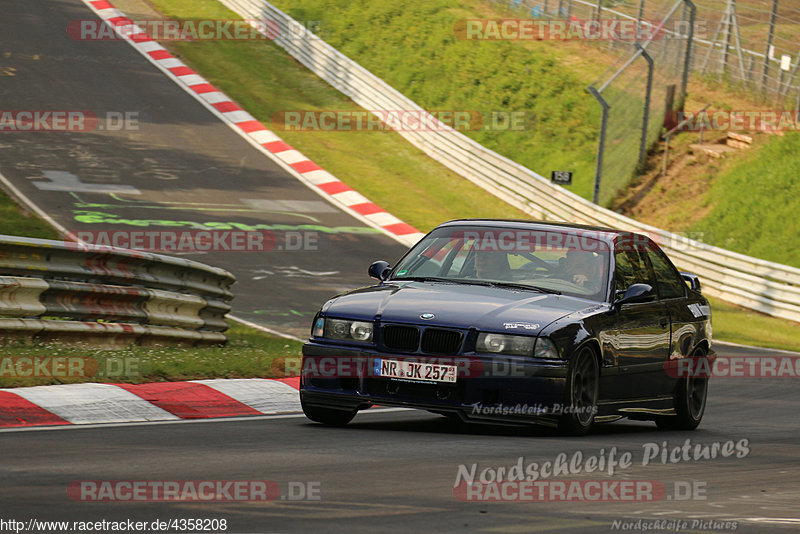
left=323, top=281, right=600, bottom=334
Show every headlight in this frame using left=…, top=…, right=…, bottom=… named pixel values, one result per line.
left=316, top=318, right=374, bottom=343
left=476, top=333, right=534, bottom=356
left=533, top=337, right=560, bottom=359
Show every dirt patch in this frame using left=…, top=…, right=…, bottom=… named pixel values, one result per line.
left=612, top=73, right=780, bottom=232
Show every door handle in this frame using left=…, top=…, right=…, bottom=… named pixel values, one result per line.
left=659, top=317, right=669, bottom=328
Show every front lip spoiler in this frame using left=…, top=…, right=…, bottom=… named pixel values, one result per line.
left=300, top=390, right=563, bottom=427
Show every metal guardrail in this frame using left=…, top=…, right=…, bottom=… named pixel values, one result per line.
left=0, top=235, right=236, bottom=345
left=218, top=0, right=800, bottom=323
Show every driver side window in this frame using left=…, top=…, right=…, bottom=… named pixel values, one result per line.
left=614, top=249, right=652, bottom=297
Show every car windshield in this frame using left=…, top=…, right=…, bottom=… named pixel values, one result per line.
left=390, top=225, right=611, bottom=301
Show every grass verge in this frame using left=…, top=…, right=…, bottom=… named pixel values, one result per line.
left=0, top=189, right=60, bottom=239
left=689, top=133, right=800, bottom=267
left=708, top=297, right=800, bottom=353
left=0, top=321, right=304, bottom=388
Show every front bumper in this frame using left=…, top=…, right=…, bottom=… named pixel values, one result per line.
left=300, top=341, right=570, bottom=423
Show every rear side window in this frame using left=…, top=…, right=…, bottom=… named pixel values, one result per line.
left=646, top=248, right=686, bottom=299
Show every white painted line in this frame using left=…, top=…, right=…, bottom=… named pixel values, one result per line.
left=365, top=212, right=400, bottom=227
left=135, top=41, right=162, bottom=53
left=0, top=170, right=72, bottom=238
left=737, top=517, right=800, bottom=525
left=332, top=190, right=370, bottom=205
left=0, top=407, right=413, bottom=433
left=715, top=340, right=800, bottom=355
left=250, top=130, right=282, bottom=144
left=176, top=74, right=207, bottom=86
left=222, top=110, right=255, bottom=124
left=156, top=58, right=184, bottom=69
left=228, top=314, right=304, bottom=342
left=404, top=232, right=427, bottom=241
left=199, top=92, right=230, bottom=105
left=275, top=150, right=307, bottom=164
left=2, top=383, right=179, bottom=424
left=192, top=378, right=300, bottom=414
left=300, top=170, right=338, bottom=186
left=116, top=23, right=142, bottom=35
left=97, top=8, right=124, bottom=18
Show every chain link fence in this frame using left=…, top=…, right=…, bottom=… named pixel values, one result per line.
left=693, top=0, right=800, bottom=102
left=502, top=0, right=799, bottom=206
left=593, top=0, right=800, bottom=102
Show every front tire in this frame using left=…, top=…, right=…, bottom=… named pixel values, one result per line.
left=558, top=346, right=599, bottom=436
left=656, top=347, right=708, bottom=431
left=301, top=398, right=357, bottom=426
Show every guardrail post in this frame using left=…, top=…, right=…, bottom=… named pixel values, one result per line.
left=681, top=0, right=695, bottom=107
left=720, top=0, right=731, bottom=75
left=761, top=0, right=778, bottom=95
left=636, top=0, right=645, bottom=43
left=587, top=86, right=609, bottom=205
left=638, top=44, right=654, bottom=165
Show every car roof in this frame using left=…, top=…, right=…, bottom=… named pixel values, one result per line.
left=436, top=219, right=634, bottom=243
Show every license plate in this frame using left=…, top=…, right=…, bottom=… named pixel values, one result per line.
left=373, top=358, right=457, bottom=383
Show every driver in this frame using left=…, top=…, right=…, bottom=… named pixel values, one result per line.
left=473, top=251, right=511, bottom=280
left=561, top=250, right=599, bottom=288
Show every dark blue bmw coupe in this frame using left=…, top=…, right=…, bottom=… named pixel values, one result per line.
left=300, top=220, right=713, bottom=435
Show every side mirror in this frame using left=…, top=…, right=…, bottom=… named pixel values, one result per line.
left=368, top=260, right=392, bottom=281
left=615, top=283, right=655, bottom=306
left=680, top=272, right=701, bottom=293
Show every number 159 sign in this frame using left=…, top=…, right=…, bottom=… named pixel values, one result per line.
left=551, top=171, right=572, bottom=186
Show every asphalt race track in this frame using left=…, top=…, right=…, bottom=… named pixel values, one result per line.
left=0, top=0, right=407, bottom=338
left=2, top=360, right=800, bottom=533
left=2, top=1, right=800, bottom=533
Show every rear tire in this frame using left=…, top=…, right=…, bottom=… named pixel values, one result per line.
left=558, top=346, right=599, bottom=436
left=301, top=398, right=357, bottom=426
left=656, top=347, right=708, bottom=431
